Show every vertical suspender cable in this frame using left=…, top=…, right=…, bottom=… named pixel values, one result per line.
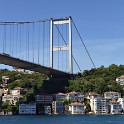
left=48, top=21, right=50, bottom=67
left=38, top=22, right=40, bottom=64
left=3, top=25, right=6, bottom=53
left=16, top=24, right=18, bottom=57
left=2, top=26, right=5, bottom=53
left=27, top=24, right=30, bottom=61
left=65, top=23, right=68, bottom=72
left=57, top=24, right=60, bottom=69
left=61, top=24, right=64, bottom=71
left=43, top=22, right=45, bottom=65
left=9, top=25, right=12, bottom=55
left=12, top=23, right=14, bottom=56
left=32, top=23, right=35, bottom=63
left=46, top=21, right=49, bottom=66
left=19, top=24, right=22, bottom=58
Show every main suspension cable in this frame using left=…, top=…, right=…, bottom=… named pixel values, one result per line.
left=71, top=18, right=96, bottom=68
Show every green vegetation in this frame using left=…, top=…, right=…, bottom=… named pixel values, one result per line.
left=69, top=64, right=124, bottom=96
left=0, top=64, right=124, bottom=112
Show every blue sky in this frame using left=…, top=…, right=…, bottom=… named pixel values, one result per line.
left=0, top=0, right=124, bottom=72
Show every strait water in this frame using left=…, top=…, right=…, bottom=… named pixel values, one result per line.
left=0, top=115, right=124, bottom=124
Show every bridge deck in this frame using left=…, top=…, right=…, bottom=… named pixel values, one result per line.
left=0, top=53, right=71, bottom=78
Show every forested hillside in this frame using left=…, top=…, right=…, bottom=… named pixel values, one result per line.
left=69, top=64, right=124, bottom=96
left=0, top=64, right=124, bottom=98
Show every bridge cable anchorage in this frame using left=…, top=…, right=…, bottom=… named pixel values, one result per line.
left=71, top=18, right=96, bottom=69
left=55, top=24, right=82, bottom=73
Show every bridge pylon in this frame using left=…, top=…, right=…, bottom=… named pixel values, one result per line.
left=50, top=16, right=73, bottom=74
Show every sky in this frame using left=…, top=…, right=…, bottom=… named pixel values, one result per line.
left=0, top=0, right=124, bottom=73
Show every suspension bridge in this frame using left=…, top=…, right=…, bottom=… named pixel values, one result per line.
left=0, top=16, right=95, bottom=79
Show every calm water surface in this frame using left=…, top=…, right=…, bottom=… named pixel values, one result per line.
left=0, top=115, right=124, bottom=124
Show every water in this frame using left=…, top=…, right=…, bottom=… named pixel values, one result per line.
left=0, top=115, right=124, bottom=124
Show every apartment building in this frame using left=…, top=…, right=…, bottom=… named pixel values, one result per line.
left=116, top=75, right=124, bottom=86
left=36, top=95, right=53, bottom=104
left=91, top=98, right=109, bottom=114
left=104, top=92, right=121, bottom=100
left=66, top=92, right=77, bottom=102
left=2, top=88, right=22, bottom=105
left=117, top=98, right=124, bottom=110
left=69, top=102, right=84, bottom=114
left=19, top=103, right=36, bottom=115
left=53, top=93, right=66, bottom=101
left=110, top=102, right=122, bottom=114
left=52, top=101, right=65, bottom=114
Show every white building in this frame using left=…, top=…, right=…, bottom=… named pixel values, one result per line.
left=88, top=92, right=101, bottom=112
left=104, top=92, right=121, bottom=100
left=2, top=76, right=10, bottom=85
left=77, top=94, right=84, bottom=102
left=116, top=75, right=124, bottom=85
left=19, top=103, right=36, bottom=115
left=66, top=92, right=77, bottom=102
left=53, top=93, right=66, bottom=101
left=87, top=92, right=101, bottom=100
left=91, top=98, right=109, bottom=114
left=117, top=98, right=124, bottom=110
left=69, top=102, right=84, bottom=114
left=110, top=102, right=122, bottom=114
left=44, top=106, right=51, bottom=114
left=2, top=95, right=22, bottom=105
left=52, top=101, right=65, bottom=114
left=2, top=88, right=22, bottom=105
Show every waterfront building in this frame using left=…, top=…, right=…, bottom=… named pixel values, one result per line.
left=2, top=95, right=22, bottom=105
left=2, top=88, right=22, bottom=105
left=76, top=94, right=84, bottom=102
left=52, top=101, right=65, bottom=114
left=36, top=95, right=53, bottom=104
left=44, top=106, right=51, bottom=114
left=87, top=92, right=101, bottom=100
left=69, top=102, right=84, bottom=114
left=116, top=75, right=124, bottom=86
left=88, top=92, right=101, bottom=112
left=66, top=92, right=78, bottom=102
left=91, top=98, right=109, bottom=114
left=19, top=103, right=36, bottom=115
left=117, top=98, right=124, bottom=110
left=110, top=102, right=122, bottom=114
left=3, top=88, right=22, bottom=96
left=104, top=92, right=121, bottom=100
left=53, top=93, right=66, bottom=101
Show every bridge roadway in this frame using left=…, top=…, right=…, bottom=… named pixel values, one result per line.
left=0, top=53, right=71, bottom=78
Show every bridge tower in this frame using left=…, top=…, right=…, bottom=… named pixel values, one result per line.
left=50, top=16, right=73, bottom=74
